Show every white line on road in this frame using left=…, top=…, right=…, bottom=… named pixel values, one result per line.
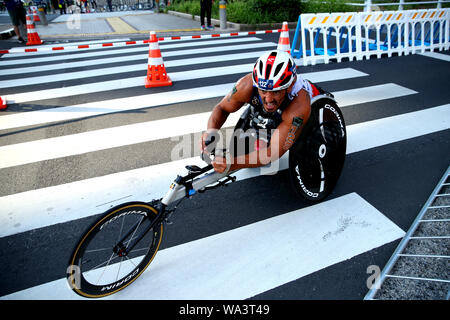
left=0, top=42, right=275, bottom=88
left=418, top=51, right=450, bottom=62
left=0, top=193, right=405, bottom=300
left=0, top=103, right=446, bottom=239
left=1, top=38, right=132, bottom=58
left=0, top=38, right=268, bottom=75
left=0, top=37, right=261, bottom=63
left=6, top=67, right=368, bottom=104
left=6, top=64, right=254, bottom=103
left=0, top=78, right=411, bottom=132
left=0, top=83, right=415, bottom=169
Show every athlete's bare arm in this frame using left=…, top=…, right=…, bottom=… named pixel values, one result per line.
left=222, top=89, right=311, bottom=173
left=200, top=74, right=253, bottom=151
left=202, top=73, right=311, bottom=174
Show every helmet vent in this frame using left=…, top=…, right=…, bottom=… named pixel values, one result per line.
left=274, top=63, right=284, bottom=77
left=265, top=64, right=272, bottom=79
left=279, top=77, right=290, bottom=88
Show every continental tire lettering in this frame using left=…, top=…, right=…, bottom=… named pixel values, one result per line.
left=101, top=268, right=140, bottom=292
left=100, top=210, right=148, bottom=230
left=295, top=165, right=319, bottom=198
left=324, top=104, right=345, bottom=137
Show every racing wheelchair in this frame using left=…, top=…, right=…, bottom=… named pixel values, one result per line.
left=66, top=90, right=346, bottom=298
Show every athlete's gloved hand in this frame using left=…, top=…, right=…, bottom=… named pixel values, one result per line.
left=212, top=155, right=228, bottom=174
left=200, top=129, right=221, bottom=154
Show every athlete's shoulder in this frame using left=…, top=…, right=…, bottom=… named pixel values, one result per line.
left=283, top=87, right=311, bottom=123
left=236, top=73, right=254, bottom=91
left=226, top=73, right=253, bottom=104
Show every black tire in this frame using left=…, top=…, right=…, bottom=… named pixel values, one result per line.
left=67, top=202, right=163, bottom=298
left=289, top=97, right=346, bottom=202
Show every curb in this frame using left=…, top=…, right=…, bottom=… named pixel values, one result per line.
left=167, top=10, right=297, bottom=32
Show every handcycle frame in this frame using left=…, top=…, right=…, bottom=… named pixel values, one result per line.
left=115, top=163, right=237, bottom=258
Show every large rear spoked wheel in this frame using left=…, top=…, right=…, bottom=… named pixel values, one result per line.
left=289, top=99, right=346, bottom=202
left=67, top=202, right=163, bottom=298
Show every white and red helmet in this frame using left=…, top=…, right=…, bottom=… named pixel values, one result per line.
left=252, top=50, right=297, bottom=91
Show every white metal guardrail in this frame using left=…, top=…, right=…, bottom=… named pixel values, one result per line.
left=365, top=165, right=450, bottom=300
left=291, top=8, right=450, bottom=65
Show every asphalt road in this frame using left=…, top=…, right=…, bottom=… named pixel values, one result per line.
left=0, top=31, right=449, bottom=302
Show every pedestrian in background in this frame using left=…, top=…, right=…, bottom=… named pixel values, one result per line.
left=4, top=0, right=27, bottom=43
left=200, top=0, right=214, bottom=31
left=59, top=0, right=66, bottom=14
left=66, top=0, right=75, bottom=13
left=51, top=0, right=58, bottom=12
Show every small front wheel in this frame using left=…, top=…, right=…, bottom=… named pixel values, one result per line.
left=67, top=202, right=163, bottom=298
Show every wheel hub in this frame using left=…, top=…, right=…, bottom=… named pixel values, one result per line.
left=319, top=144, right=327, bottom=158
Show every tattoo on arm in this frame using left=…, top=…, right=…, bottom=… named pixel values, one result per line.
left=227, top=85, right=238, bottom=102
left=283, top=117, right=303, bottom=151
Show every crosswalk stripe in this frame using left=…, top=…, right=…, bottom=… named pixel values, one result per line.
left=0, top=83, right=414, bottom=169
left=418, top=51, right=450, bottom=62
left=0, top=38, right=132, bottom=58
left=7, top=67, right=367, bottom=104
left=0, top=193, right=405, bottom=300
left=24, top=38, right=133, bottom=49
left=0, top=104, right=447, bottom=239
left=0, top=42, right=276, bottom=89
left=7, top=64, right=253, bottom=104
left=0, top=37, right=261, bottom=62
left=0, top=83, right=232, bottom=131
left=0, top=78, right=409, bottom=132
left=332, top=83, right=417, bottom=106
left=0, top=38, right=263, bottom=74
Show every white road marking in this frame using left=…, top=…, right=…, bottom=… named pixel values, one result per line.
left=0, top=193, right=405, bottom=300
left=2, top=38, right=132, bottom=57
left=6, top=67, right=367, bottom=104
left=0, top=42, right=275, bottom=88
left=0, top=104, right=447, bottom=239
left=0, top=37, right=261, bottom=62
left=418, top=51, right=450, bottom=62
left=0, top=83, right=416, bottom=169
left=6, top=64, right=253, bottom=104
left=0, top=38, right=268, bottom=74
left=0, top=80, right=410, bottom=132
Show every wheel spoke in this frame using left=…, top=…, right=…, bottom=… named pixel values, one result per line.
left=96, top=252, right=116, bottom=285
left=319, top=108, right=327, bottom=143
left=68, top=203, right=162, bottom=297
left=116, top=257, right=123, bottom=282
left=85, top=247, right=114, bottom=254
left=318, top=158, right=325, bottom=192
left=125, top=216, right=145, bottom=250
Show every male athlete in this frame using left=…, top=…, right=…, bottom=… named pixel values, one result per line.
left=200, top=50, right=321, bottom=174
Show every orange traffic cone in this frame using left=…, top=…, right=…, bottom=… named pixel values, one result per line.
left=277, top=21, right=291, bottom=55
left=145, top=31, right=172, bottom=88
left=0, top=96, right=7, bottom=110
left=26, top=15, right=43, bottom=46
left=32, top=8, right=41, bottom=22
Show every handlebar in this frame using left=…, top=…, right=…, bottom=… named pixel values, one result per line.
left=201, top=131, right=229, bottom=165
left=201, top=131, right=219, bottom=165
